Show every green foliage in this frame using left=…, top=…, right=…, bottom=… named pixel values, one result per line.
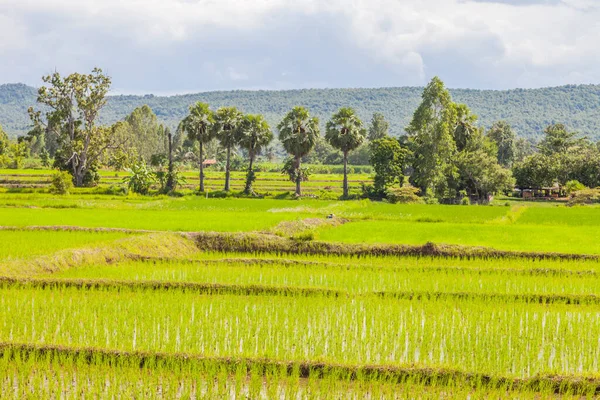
left=565, top=180, right=586, bottom=195
left=568, top=188, right=600, bottom=205
left=487, top=121, right=515, bottom=167
left=213, top=106, right=243, bottom=191
left=123, top=162, right=154, bottom=195
left=8, top=141, right=29, bottom=169
left=513, top=154, right=556, bottom=189
left=369, top=137, right=410, bottom=197
left=367, top=112, right=389, bottom=141
left=407, top=77, right=457, bottom=199
left=385, top=186, right=423, bottom=204
left=538, top=124, right=580, bottom=156
left=0, top=124, right=10, bottom=155
left=281, top=157, right=311, bottom=186
left=180, top=102, right=215, bottom=192
left=122, top=105, right=167, bottom=163
left=278, top=106, right=320, bottom=196
left=237, top=114, right=273, bottom=194
left=49, top=170, right=74, bottom=195
left=39, top=147, right=51, bottom=168
left=28, top=68, right=113, bottom=187
left=326, top=108, right=366, bottom=197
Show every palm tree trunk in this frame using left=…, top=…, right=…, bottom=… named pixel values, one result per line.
left=199, top=141, right=205, bottom=192
left=224, top=146, right=231, bottom=191
left=245, top=151, right=254, bottom=194
left=295, top=155, right=301, bottom=196
left=343, top=150, right=349, bottom=198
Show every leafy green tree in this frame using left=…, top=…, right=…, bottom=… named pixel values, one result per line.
left=513, top=154, right=557, bottom=189
left=514, top=137, right=536, bottom=163
left=325, top=108, right=366, bottom=197
left=487, top=121, right=515, bottom=167
left=539, top=124, right=580, bottom=156
left=124, top=105, right=167, bottom=163
left=39, top=147, right=51, bottom=167
left=0, top=124, right=8, bottom=156
left=180, top=102, right=215, bottom=192
left=237, top=114, right=272, bottom=194
left=302, top=137, right=342, bottom=165
left=406, top=77, right=457, bottom=200
left=367, top=112, right=389, bottom=141
left=455, top=148, right=515, bottom=201
left=369, top=137, right=410, bottom=197
left=28, top=68, right=113, bottom=186
left=213, top=106, right=244, bottom=191
left=277, top=106, right=320, bottom=196
left=9, top=141, right=29, bottom=169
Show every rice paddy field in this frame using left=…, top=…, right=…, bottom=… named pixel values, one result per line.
left=2, top=170, right=600, bottom=398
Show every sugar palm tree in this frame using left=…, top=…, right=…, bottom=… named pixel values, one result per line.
left=278, top=106, right=320, bottom=196
left=236, top=114, right=272, bottom=194
left=325, top=108, right=366, bottom=197
left=213, top=106, right=244, bottom=191
left=180, top=102, right=215, bottom=192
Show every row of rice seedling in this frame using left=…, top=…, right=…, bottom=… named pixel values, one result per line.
left=2, top=286, right=600, bottom=377
left=184, top=251, right=600, bottom=273
left=0, top=230, right=131, bottom=262
left=5, top=348, right=589, bottom=399
left=53, top=258, right=600, bottom=297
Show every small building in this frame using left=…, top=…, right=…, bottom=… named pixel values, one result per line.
left=202, top=159, right=217, bottom=167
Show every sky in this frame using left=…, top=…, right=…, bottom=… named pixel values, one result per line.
left=0, top=0, right=599, bottom=94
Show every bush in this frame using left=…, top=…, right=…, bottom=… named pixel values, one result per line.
left=123, top=162, right=154, bottom=195
left=460, top=196, right=471, bottom=205
left=50, top=170, right=73, bottom=195
left=568, top=188, right=600, bottom=206
left=565, top=180, right=586, bottom=195
left=386, top=186, right=424, bottom=204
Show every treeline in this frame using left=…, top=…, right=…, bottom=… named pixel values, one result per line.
left=3, top=81, right=600, bottom=140
left=3, top=68, right=600, bottom=203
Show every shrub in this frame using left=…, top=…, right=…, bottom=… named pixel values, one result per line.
left=50, top=170, right=73, bottom=195
left=460, top=196, right=471, bottom=205
left=565, top=180, right=586, bottom=195
left=386, top=186, right=424, bottom=204
left=123, top=162, right=154, bottom=195
left=568, top=188, right=600, bottom=206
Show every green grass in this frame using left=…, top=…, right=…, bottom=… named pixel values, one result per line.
left=318, top=220, right=600, bottom=254
left=0, top=230, right=132, bottom=261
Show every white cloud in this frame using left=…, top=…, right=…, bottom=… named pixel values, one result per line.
left=0, top=0, right=598, bottom=91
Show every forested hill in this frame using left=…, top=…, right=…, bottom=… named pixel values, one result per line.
left=2, top=83, right=600, bottom=140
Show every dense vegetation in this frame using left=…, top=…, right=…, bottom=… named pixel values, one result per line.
left=3, top=82, right=600, bottom=140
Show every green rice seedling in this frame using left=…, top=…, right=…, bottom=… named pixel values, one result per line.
left=2, top=287, right=600, bottom=378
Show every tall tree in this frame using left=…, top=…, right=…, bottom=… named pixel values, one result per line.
left=539, top=123, right=580, bottom=156
left=180, top=102, right=215, bottom=192
left=487, top=121, right=515, bottom=167
left=406, top=77, right=457, bottom=199
left=213, top=106, right=243, bottom=191
left=277, top=106, right=320, bottom=196
left=369, top=137, right=410, bottom=196
left=368, top=112, right=389, bottom=141
left=124, top=105, right=166, bottom=163
left=0, top=124, right=8, bottom=155
left=325, top=108, right=366, bottom=197
left=28, top=68, right=113, bottom=187
left=237, top=114, right=272, bottom=195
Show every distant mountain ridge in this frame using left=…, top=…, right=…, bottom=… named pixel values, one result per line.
left=2, top=83, right=600, bottom=140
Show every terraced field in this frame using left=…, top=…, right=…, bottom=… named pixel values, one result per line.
left=2, top=190, right=600, bottom=398
left=0, top=168, right=371, bottom=196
